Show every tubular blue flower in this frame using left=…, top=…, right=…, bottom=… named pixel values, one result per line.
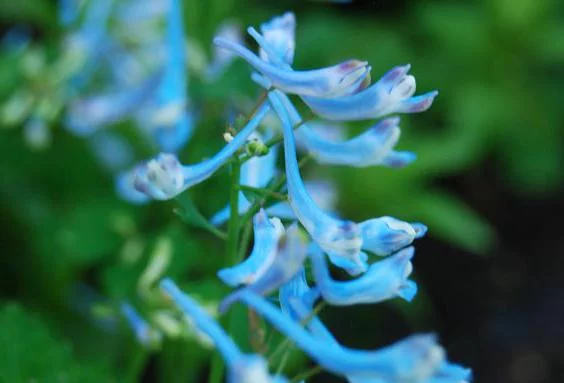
left=160, top=279, right=287, bottom=383
left=150, top=0, right=193, bottom=152
left=65, top=73, right=162, bottom=136
left=210, top=134, right=278, bottom=226
left=218, top=209, right=284, bottom=287
left=115, top=167, right=150, bottom=204
left=277, top=92, right=415, bottom=168
left=301, top=64, right=438, bottom=121
left=268, top=90, right=366, bottom=274
left=120, top=302, right=161, bottom=346
left=310, top=245, right=418, bottom=305
left=258, top=12, right=296, bottom=67
left=359, top=216, right=427, bottom=256
left=219, top=224, right=307, bottom=313
left=213, top=36, right=370, bottom=98
left=238, top=290, right=466, bottom=382
left=297, top=117, right=416, bottom=168
left=134, top=104, right=270, bottom=200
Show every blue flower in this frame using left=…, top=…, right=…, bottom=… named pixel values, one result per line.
left=278, top=92, right=415, bottom=168
left=359, top=216, right=427, bottom=256
left=90, top=132, right=134, bottom=173
left=311, top=245, right=418, bottom=305
left=269, top=90, right=366, bottom=274
left=65, top=73, right=162, bottom=136
left=134, top=104, right=270, bottom=200
left=218, top=209, right=284, bottom=287
left=238, top=290, right=471, bottom=382
left=219, top=224, right=307, bottom=313
left=160, top=279, right=288, bottom=383
left=150, top=0, right=194, bottom=152
left=207, top=21, right=244, bottom=81
left=214, top=36, right=370, bottom=98
left=301, top=64, right=439, bottom=121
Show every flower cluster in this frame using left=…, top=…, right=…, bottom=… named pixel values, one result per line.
left=115, top=9, right=471, bottom=383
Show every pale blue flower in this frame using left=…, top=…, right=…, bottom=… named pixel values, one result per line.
left=278, top=92, right=415, bottom=168
left=134, top=104, right=270, bottom=200
left=238, top=290, right=470, bottom=383
left=311, top=245, right=418, bottom=305
left=359, top=216, right=427, bottom=256
left=268, top=90, right=366, bottom=273
left=65, top=73, right=162, bottom=136
left=267, top=180, right=338, bottom=221
left=150, top=0, right=193, bottom=152
left=214, top=36, right=370, bottom=98
left=301, top=64, right=438, bottom=121
left=90, top=132, right=134, bottom=172
left=160, top=279, right=288, bottom=383
left=219, top=224, right=307, bottom=313
left=218, top=209, right=284, bottom=287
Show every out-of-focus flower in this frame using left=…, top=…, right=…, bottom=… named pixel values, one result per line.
left=89, top=132, right=134, bottom=172
left=311, top=245, right=417, bottom=305
left=160, top=279, right=288, bottom=383
left=258, top=12, right=296, bottom=67
left=116, top=167, right=151, bottom=205
left=134, top=105, right=270, bottom=200
left=121, top=302, right=162, bottom=347
left=206, top=21, right=244, bottom=81
left=218, top=209, right=284, bottom=287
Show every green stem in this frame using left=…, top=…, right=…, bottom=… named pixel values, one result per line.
left=289, top=365, right=323, bottom=383
left=238, top=185, right=288, bottom=202
left=208, top=158, right=242, bottom=383
left=237, top=220, right=253, bottom=262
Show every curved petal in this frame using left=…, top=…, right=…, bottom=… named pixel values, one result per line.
left=218, top=209, right=284, bottom=287
left=301, top=65, right=438, bottom=121
left=258, top=12, right=296, bottom=66
left=311, top=246, right=417, bottom=305
left=359, top=216, right=427, bottom=256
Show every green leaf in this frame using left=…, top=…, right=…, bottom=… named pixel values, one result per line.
left=0, top=303, right=113, bottom=382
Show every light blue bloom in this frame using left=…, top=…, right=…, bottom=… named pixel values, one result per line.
left=65, top=73, right=162, bottom=136
left=311, top=245, right=417, bottom=305
left=268, top=90, right=366, bottom=274
left=301, top=64, right=438, bottom=121
left=258, top=12, right=296, bottom=67
left=150, top=0, right=193, bottom=152
left=58, top=0, right=81, bottom=26
left=220, top=224, right=307, bottom=313
left=278, top=92, right=415, bottom=168
left=238, top=290, right=470, bottom=383
left=218, top=209, right=284, bottom=287
left=134, top=104, right=270, bottom=200
left=115, top=167, right=150, bottom=204
left=160, top=279, right=288, bottom=383
left=214, top=36, right=370, bottom=98
left=359, top=216, right=427, bottom=256
left=120, top=302, right=160, bottom=346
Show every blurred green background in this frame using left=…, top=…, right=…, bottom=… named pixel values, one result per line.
left=1, top=0, right=563, bottom=382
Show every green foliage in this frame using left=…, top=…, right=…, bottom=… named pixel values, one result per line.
left=0, top=304, right=112, bottom=382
